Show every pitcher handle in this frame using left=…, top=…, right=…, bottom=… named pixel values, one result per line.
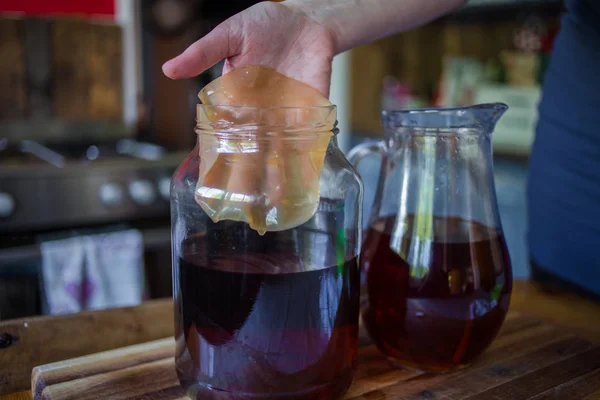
left=347, top=141, right=384, bottom=170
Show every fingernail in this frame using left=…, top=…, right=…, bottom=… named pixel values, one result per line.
left=162, top=60, right=176, bottom=78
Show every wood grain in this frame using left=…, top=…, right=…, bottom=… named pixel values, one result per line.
left=0, top=300, right=173, bottom=396
left=0, top=392, right=31, bottom=400
left=0, top=17, right=27, bottom=120
left=349, top=39, right=390, bottom=136
left=86, top=22, right=122, bottom=120
left=27, top=313, right=600, bottom=400
left=346, top=317, right=571, bottom=399
left=527, top=368, right=600, bottom=400
left=2, top=281, right=600, bottom=399
left=467, top=347, right=600, bottom=400
left=152, top=34, right=194, bottom=150
left=23, top=18, right=52, bottom=119
left=585, top=389, right=600, bottom=400
left=32, top=338, right=174, bottom=399
left=510, top=281, right=600, bottom=343
left=50, top=18, right=90, bottom=119
left=29, top=312, right=600, bottom=400
left=50, top=18, right=123, bottom=121
left=40, top=358, right=180, bottom=400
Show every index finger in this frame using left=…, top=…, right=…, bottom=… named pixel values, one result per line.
left=162, top=22, right=241, bottom=79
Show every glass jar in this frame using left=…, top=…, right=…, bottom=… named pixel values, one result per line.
left=171, top=105, right=363, bottom=400
left=349, top=104, right=513, bottom=373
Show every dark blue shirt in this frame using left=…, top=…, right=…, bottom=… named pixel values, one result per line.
left=528, top=0, right=600, bottom=294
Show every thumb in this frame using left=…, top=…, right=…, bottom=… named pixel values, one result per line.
left=162, top=22, right=240, bottom=79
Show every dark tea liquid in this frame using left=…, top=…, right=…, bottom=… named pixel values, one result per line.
left=360, top=215, right=512, bottom=372
left=175, top=229, right=359, bottom=399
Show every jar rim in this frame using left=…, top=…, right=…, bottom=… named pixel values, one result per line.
left=194, top=125, right=340, bottom=140
left=195, top=104, right=338, bottom=137
left=198, top=105, right=336, bottom=111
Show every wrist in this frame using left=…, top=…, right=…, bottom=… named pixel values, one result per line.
left=280, top=0, right=344, bottom=54
left=281, top=0, right=467, bottom=54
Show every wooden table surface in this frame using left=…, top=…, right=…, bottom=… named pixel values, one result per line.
left=1, top=280, right=599, bottom=400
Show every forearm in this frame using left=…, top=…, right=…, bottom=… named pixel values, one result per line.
left=284, top=0, right=466, bottom=54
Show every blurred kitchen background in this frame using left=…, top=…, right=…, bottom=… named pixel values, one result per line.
left=0, top=0, right=560, bottom=319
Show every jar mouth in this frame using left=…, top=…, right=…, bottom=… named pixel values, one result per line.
left=198, top=105, right=336, bottom=111
left=195, top=104, right=338, bottom=137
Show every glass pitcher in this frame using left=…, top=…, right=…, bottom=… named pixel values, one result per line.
left=171, top=105, right=363, bottom=399
left=349, top=103, right=513, bottom=373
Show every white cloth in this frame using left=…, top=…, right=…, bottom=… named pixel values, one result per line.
left=41, top=230, right=144, bottom=315
left=40, top=237, right=86, bottom=315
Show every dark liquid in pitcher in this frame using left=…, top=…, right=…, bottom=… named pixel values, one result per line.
left=360, top=215, right=512, bottom=372
left=175, top=228, right=360, bottom=399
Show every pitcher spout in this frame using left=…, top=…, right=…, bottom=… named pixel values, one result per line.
left=468, top=103, right=508, bottom=132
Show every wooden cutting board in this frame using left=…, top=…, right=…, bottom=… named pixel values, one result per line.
left=31, top=311, right=600, bottom=400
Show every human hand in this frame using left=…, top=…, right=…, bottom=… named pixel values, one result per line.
left=162, top=1, right=337, bottom=96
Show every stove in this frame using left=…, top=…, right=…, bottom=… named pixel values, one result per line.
left=0, top=137, right=184, bottom=319
left=0, top=138, right=186, bottom=235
